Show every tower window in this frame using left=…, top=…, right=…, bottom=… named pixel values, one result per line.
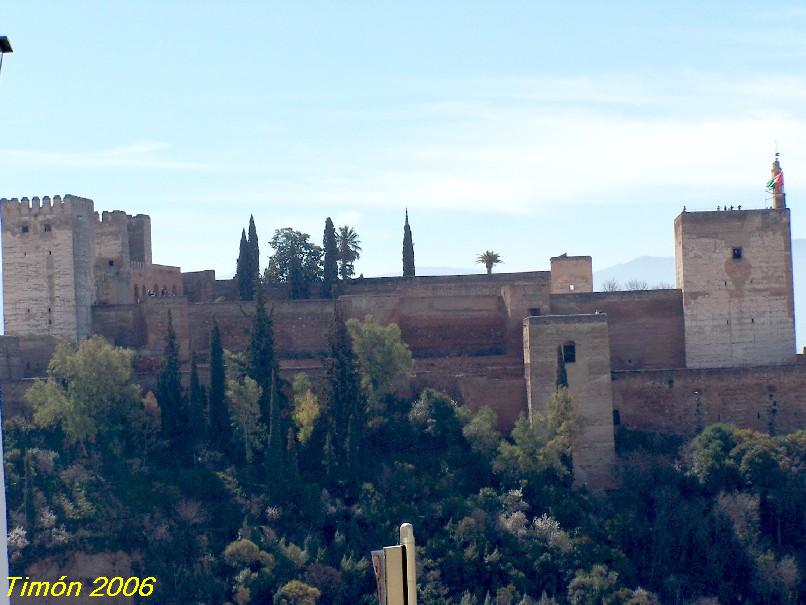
left=732, top=247, right=742, bottom=260
left=108, top=259, right=115, bottom=267
left=43, top=223, right=51, bottom=232
left=563, top=341, right=576, bottom=363
left=529, top=307, right=541, bottom=316
left=569, top=284, right=575, bottom=291
left=21, top=225, right=29, bottom=233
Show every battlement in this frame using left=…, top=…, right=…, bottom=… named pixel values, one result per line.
left=0, top=194, right=94, bottom=218
left=95, top=210, right=130, bottom=225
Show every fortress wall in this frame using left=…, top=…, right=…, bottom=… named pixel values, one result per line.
left=340, top=271, right=550, bottom=297
left=341, top=294, right=508, bottom=357
left=549, top=290, right=685, bottom=370
left=0, top=336, right=23, bottom=380
left=182, top=270, right=216, bottom=303
left=611, top=364, right=806, bottom=436
left=133, top=264, right=183, bottom=298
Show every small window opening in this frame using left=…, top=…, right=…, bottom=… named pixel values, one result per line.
left=43, top=223, right=51, bottom=232
left=108, top=259, right=114, bottom=267
left=562, top=341, right=576, bottom=363
left=569, top=284, right=575, bottom=291
left=612, top=410, right=621, bottom=426
left=529, top=307, right=541, bottom=316
left=732, top=247, right=742, bottom=260
left=21, top=225, right=29, bottom=233
left=48, top=319, right=52, bottom=325
left=48, top=250, right=52, bottom=255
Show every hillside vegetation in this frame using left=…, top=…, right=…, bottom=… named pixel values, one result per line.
left=4, top=309, right=805, bottom=604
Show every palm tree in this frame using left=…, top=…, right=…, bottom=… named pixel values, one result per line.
left=337, top=225, right=362, bottom=280
left=476, top=250, right=502, bottom=275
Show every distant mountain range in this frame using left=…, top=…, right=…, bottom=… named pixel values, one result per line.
left=592, top=239, right=806, bottom=349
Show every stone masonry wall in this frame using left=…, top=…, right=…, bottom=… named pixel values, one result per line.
left=1, top=195, right=95, bottom=340
left=612, top=364, right=806, bottom=437
left=675, top=209, right=796, bottom=368
left=523, top=314, right=616, bottom=489
left=549, top=290, right=686, bottom=370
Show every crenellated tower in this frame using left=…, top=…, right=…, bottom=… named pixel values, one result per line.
left=1, top=195, right=96, bottom=341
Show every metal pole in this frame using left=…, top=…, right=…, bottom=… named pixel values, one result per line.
left=0, top=35, right=13, bottom=605
left=400, top=523, right=416, bottom=605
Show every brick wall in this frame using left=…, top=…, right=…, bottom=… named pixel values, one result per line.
left=549, top=289, right=686, bottom=370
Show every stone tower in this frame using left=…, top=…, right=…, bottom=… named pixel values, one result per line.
left=674, top=163, right=795, bottom=368
left=1, top=195, right=96, bottom=341
left=770, top=154, right=786, bottom=210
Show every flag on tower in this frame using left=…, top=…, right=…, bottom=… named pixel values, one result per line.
left=766, top=171, right=784, bottom=193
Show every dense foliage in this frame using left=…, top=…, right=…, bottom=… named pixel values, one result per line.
left=6, top=318, right=805, bottom=605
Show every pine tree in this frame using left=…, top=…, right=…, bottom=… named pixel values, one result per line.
left=247, top=290, right=276, bottom=424
left=556, top=345, right=568, bottom=389
left=266, top=372, right=285, bottom=500
left=322, top=217, right=339, bottom=298
left=402, top=209, right=415, bottom=277
left=188, top=352, right=207, bottom=453
left=236, top=228, right=255, bottom=300
left=158, top=311, right=190, bottom=464
left=247, top=214, right=260, bottom=282
left=208, top=322, right=232, bottom=454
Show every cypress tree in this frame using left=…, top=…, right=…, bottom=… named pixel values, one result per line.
left=188, top=352, right=207, bottom=453
left=158, top=311, right=189, bottom=464
left=285, top=427, right=301, bottom=493
left=402, top=209, right=415, bottom=277
left=236, top=228, right=255, bottom=300
left=322, top=217, right=339, bottom=298
left=324, top=312, right=365, bottom=470
left=556, top=345, right=568, bottom=388
left=247, top=290, right=276, bottom=424
left=266, top=372, right=285, bottom=500
left=208, top=322, right=232, bottom=454
left=247, top=214, right=260, bottom=282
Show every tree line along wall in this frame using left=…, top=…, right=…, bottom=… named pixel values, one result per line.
left=611, top=364, right=806, bottom=436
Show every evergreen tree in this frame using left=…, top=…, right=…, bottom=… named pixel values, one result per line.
left=247, top=214, right=260, bottom=281
left=157, top=311, right=190, bottom=464
left=288, top=248, right=306, bottom=300
left=235, top=228, right=255, bottom=301
left=402, top=209, right=415, bottom=277
left=322, top=217, right=339, bottom=298
left=285, top=427, right=301, bottom=493
left=188, top=352, right=207, bottom=453
left=208, top=322, right=232, bottom=454
left=323, top=430, right=336, bottom=483
left=324, top=312, right=365, bottom=481
left=247, top=291, right=276, bottom=424
left=266, top=372, right=285, bottom=500
left=556, top=345, right=568, bottom=389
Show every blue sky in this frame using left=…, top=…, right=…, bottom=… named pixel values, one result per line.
left=1, top=1, right=805, bottom=278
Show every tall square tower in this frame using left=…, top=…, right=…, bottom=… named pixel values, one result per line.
left=1, top=195, right=96, bottom=341
left=675, top=208, right=795, bottom=368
